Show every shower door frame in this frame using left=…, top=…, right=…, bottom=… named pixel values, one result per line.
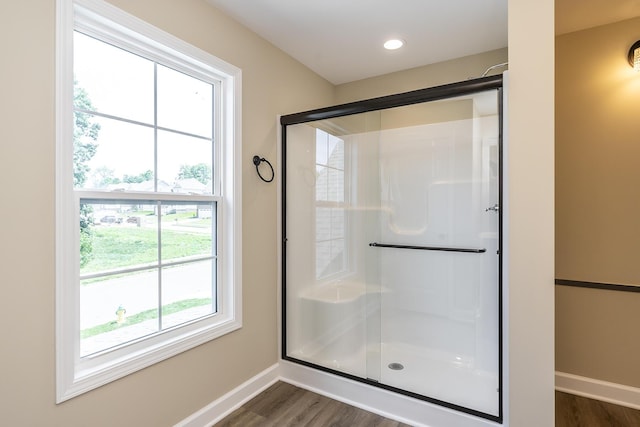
left=280, top=74, right=504, bottom=423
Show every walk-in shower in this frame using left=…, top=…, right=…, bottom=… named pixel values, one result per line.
left=281, top=75, right=503, bottom=422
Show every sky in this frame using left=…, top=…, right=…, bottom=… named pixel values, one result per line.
left=74, top=31, right=214, bottom=189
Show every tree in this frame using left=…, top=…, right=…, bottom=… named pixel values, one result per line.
left=123, top=169, right=153, bottom=184
left=73, top=82, right=100, bottom=188
left=177, top=163, right=211, bottom=185
left=74, top=80, right=101, bottom=268
left=91, top=166, right=121, bottom=188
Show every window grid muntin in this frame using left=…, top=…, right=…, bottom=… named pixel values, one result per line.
left=73, top=108, right=214, bottom=142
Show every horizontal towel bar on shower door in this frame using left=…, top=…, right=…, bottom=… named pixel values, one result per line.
left=368, top=242, right=486, bottom=253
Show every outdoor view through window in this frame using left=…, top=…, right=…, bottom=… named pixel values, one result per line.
left=315, top=129, right=347, bottom=279
left=73, top=31, right=217, bottom=357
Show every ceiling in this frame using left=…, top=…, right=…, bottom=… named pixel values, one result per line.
left=206, top=0, right=640, bottom=85
left=207, top=0, right=507, bottom=85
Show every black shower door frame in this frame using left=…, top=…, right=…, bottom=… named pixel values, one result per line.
left=280, top=74, right=504, bottom=423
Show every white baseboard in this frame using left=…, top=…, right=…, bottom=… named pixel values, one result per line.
left=555, top=371, right=640, bottom=410
left=174, top=364, right=280, bottom=427
left=176, top=361, right=507, bottom=427
left=279, top=360, right=501, bottom=427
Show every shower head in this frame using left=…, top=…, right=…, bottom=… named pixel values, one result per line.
left=481, top=62, right=509, bottom=77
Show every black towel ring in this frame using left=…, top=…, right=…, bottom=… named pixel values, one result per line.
left=253, top=155, right=274, bottom=183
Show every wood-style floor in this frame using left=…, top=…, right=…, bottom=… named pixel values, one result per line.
left=215, top=381, right=411, bottom=426
left=556, top=391, right=640, bottom=427
left=216, top=381, right=640, bottom=426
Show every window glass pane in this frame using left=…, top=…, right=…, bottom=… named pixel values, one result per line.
left=80, top=269, right=159, bottom=357
left=331, top=208, right=345, bottom=239
left=79, top=200, right=217, bottom=353
left=315, top=239, right=346, bottom=279
left=160, top=203, right=214, bottom=263
left=316, top=241, right=331, bottom=278
left=161, top=260, right=215, bottom=329
left=327, top=136, right=344, bottom=169
left=329, top=239, right=345, bottom=274
left=315, top=129, right=328, bottom=166
left=315, top=207, right=347, bottom=280
left=80, top=202, right=159, bottom=276
left=315, top=207, right=331, bottom=241
left=75, top=115, right=155, bottom=190
left=328, top=169, right=344, bottom=202
left=315, top=166, right=328, bottom=201
left=157, top=130, right=213, bottom=194
left=157, top=65, right=213, bottom=138
left=74, top=32, right=154, bottom=124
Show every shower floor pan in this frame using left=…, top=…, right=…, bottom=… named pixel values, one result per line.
left=290, top=341, right=498, bottom=416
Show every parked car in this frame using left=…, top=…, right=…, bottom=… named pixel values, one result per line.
left=100, top=215, right=122, bottom=224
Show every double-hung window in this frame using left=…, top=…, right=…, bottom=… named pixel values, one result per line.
left=56, top=0, right=241, bottom=402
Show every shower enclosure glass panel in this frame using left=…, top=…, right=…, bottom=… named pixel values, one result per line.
left=283, top=81, right=501, bottom=420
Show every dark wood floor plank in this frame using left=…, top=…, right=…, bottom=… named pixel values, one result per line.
left=555, top=390, right=582, bottom=426
left=242, top=382, right=306, bottom=418
left=555, top=391, right=640, bottom=427
left=219, top=383, right=640, bottom=427
left=215, top=382, right=406, bottom=426
left=306, top=399, right=365, bottom=427
left=215, top=407, right=267, bottom=427
left=265, top=389, right=331, bottom=426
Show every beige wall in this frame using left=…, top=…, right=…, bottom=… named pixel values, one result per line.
left=0, top=0, right=556, bottom=425
left=556, top=17, right=640, bottom=387
left=556, top=17, right=640, bottom=285
left=0, top=0, right=333, bottom=425
left=336, top=48, right=508, bottom=103
left=556, top=286, right=640, bottom=386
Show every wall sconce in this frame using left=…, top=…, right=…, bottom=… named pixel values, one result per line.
left=629, top=40, right=640, bottom=71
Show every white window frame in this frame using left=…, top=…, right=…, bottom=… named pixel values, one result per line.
left=55, top=0, right=242, bottom=403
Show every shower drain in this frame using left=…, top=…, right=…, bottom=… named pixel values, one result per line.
left=388, top=362, right=404, bottom=371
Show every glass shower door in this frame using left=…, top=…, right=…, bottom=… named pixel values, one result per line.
left=369, top=95, right=500, bottom=417
left=282, top=79, right=502, bottom=421
left=284, top=112, right=381, bottom=379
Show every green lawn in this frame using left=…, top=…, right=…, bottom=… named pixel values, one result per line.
left=81, top=226, right=212, bottom=275
left=162, top=213, right=213, bottom=228
left=80, top=298, right=212, bottom=339
left=128, top=211, right=212, bottom=227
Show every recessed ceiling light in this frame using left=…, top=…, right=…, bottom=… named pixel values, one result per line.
left=384, top=39, right=405, bottom=50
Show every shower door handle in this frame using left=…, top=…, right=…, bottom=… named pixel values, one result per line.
left=485, top=203, right=500, bottom=212
left=369, top=242, right=486, bottom=253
